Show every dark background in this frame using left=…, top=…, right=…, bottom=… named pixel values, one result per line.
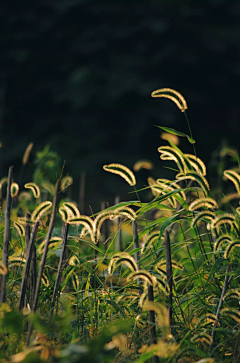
left=1, top=0, right=240, bottom=212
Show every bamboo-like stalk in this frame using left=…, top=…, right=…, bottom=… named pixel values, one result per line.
left=132, top=220, right=139, bottom=264
left=147, top=285, right=159, bottom=363
left=49, top=223, right=69, bottom=318
left=25, top=213, right=36, bottom=308
left=211, top=266, right=232, bottom=345
left=18, top=221, right=39, bottom=310
left=114, top=196, right=122, bottom=251
left=30, top=239, right=37, bottom=308
left=0, top=166, right=13, bottom=303
left=27, top=180, right=60, bottom=345
left=132, top=220, right=141, bottom=291
left=164, top=229, right=173, bottom=326
left=32, top=179, right=60, bottom=312
left=25, top=213, right=31, bottom=249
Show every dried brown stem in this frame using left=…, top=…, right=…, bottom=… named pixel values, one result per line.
left=32, top=179, right=60, bottom=312
left=164, top=229, right=173, bottom=326
left=147, top=284, right=159, bottom=363
left=49, top=223, right=69, bottom=318
left=18, top=221, right=39, bottom=310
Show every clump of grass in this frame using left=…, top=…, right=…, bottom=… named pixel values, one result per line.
left=1, top=89, right=240, bottom=362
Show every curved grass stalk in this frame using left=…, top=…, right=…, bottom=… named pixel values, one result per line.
left=31, top=201, right=52, bottom=222
left=14, top=222, right=25, bottom=236
left=151, top=88, right=187, bottom=112
left=189, top=197, right=218, bottom=211
left=158, top=146, right=188, bottom=174
left=103, top=163, right=136, bottom=186
left=108, top=252, right=138, bottom=274
left=62, top=202, right=80, bottom=219
left=22, top=142, right=33, bottom=165
left=127, top=270, right=157, bottom=286
left=184, top=154, right=206, bottom=176
left=214, top=234, right=232, bottom=252
left=24, top=182, right=40, bottom=198
left=10, top=182, right=19, bottom=197
left=211, top=214, right=238, bottom=236
left=176, top=171, right=210, bottom=196
left=141, top=232, right=162, bottom=254
left=61, top=176, right=73, bottom=191
left=224, top=240, right=240, bottom=258
left=156, top=179, right=186, bottom=200
left=191, top=211, right=215, bottom=228
left=223, top=170, right=240, bottom=194
left=133, top=160, right=153, bottom=171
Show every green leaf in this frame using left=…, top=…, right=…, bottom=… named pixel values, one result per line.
left=134, top=351, right=155, bottom=363
left=156, top=125, right=195, bottom=144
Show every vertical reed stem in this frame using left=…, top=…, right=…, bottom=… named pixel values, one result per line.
left=25, top=213, right=36, bottom=308
left=147, top=285, right=159, bottom=363
left=32, top=179, right=60, bottom=312
left=49, top=223, right=69, bottom=318
left=164, top=229, right=173, bottom=326
left=114, top=196, right=122, bottom=251
left=27, top=180, right=59, bottom=346
left=18, top=221, right=39, bottom=310
left=132, top=220, right=141, bottom=290
left=0, top=166, right=13, bottom=303
left=132, top=220, right=139, bottom=264
left=211, top=267, right=231, bottom=345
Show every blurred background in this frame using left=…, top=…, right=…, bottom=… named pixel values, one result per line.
left=1, top=0, right=240, bottom=212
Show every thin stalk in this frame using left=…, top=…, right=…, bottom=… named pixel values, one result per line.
left=25, top=213, right=31, bottom=249
left=194, top=224, right=209, bottom=263
left=184, top=111, right=197, bottom=157
left=27, top=180, right=59, bottom=345
left=132, top=220, right=140, bottom=265
left=114, top=196, right=122, bottom=251
left=179, top=224, right=196, bottom=271
left=0, top=166, right=13, bottom=303
left=211, top=266, right=232, bottom=345
left=32, top=179, right=60, bottom=312
left=30, top=241, right=37, bottom=309
left=147, top=284, right=159, bottom=363
left=132, top=220, right=141, bottom=291
left=164, top=229, right=173, bottom=326
left=49, top=223, right=69, bottom=318
left=25, top=213, right=36, bottom=308
left=18, top=221, right=39, bottom=310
